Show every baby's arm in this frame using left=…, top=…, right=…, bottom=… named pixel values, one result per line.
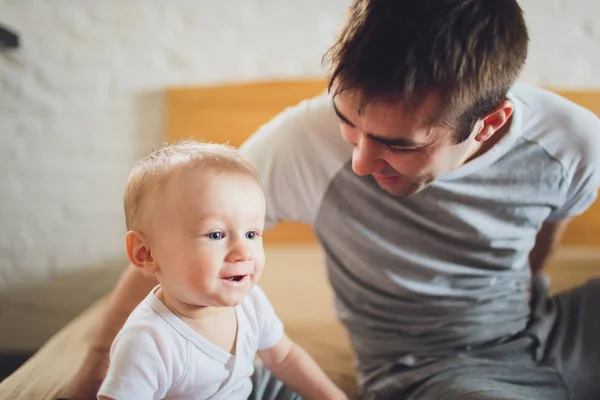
left=258, top=334, right=348, bottom=400
left=96, top=328, right=174, bottom=400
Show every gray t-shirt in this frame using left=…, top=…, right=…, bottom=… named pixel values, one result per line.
left=240, top=83, right=600, bottom=379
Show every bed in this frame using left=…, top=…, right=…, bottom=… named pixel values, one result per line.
left=0, top=80, right=598, bottom=400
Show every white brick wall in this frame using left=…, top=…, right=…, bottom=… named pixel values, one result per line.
left=0, top=0, right=598, bottom=350
left=521, top=0, right=600, bottom=86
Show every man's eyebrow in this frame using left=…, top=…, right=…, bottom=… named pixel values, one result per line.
left=332, top=98, right=426, bottom=148
left=332, top=99, right=356, bottom=127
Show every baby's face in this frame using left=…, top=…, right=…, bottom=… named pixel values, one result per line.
left=148, top=169, right=266, bottom=308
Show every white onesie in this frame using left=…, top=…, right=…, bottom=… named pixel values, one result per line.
left=97, top=285, right=284, bottom=400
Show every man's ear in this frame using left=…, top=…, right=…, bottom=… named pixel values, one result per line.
left=126, top=230, right=158, bottom=276
left=475, top=100, right=514, bottom=142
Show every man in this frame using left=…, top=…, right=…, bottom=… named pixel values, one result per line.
left=68, top=0, right=600, bottom=399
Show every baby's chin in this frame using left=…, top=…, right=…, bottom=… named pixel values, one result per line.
left=188, top=289, right=253, bottom=309
left=214, top=287, right=255, bottom=308
left=214, top=297, right=245, bottom=308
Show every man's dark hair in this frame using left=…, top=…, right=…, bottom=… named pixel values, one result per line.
left=323, top=0, right=529, bottom=142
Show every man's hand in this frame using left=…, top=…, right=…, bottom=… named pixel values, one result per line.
left=62, top=265, right=156, bottom=400
left=63, top=347, right=110, bottom=400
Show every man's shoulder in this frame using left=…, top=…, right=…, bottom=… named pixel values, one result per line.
left=239, top=92, right=353, bottom=226
left=512, top=83, right=600, bottom=137
left=240, top=91, right=350, bottom=165
left=511, top=83, right=600, bottom=168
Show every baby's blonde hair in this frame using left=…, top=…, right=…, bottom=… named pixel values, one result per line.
left=124, top=140, right=256, bottom=231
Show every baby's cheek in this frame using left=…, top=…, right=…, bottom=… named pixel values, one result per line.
left=194, top=268, right=220, bottom=290
left=254, top=261, right=266, bottom=279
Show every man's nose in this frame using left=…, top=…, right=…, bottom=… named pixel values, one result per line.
left=352, top=137, right=386, bottom=176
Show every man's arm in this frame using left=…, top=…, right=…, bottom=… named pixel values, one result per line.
left=529, top=219, right=571, bottom=276
left=258, top=334, right=348, bottom=400
left=65, top=264, right=156, bottom=400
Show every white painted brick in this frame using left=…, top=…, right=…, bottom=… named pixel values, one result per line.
left=0, top=0, right=599, bottom=351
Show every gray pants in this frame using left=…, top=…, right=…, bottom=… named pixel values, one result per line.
left=363, top=276, right=600, bottom=400
left=249, top=361, right=302, bottom=400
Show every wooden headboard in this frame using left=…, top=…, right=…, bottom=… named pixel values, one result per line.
left=165, top=80, right=600, bottom=247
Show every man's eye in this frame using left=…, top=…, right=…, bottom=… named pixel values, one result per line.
left=385, top=144, right=415, bottom=154
left=245, top=231, right=257, bottom=240
left=207, top=232, right=224, bottom=240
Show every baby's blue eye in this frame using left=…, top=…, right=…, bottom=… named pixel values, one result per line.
left=245, top=231, right=256, bottom=240
left=208, top=232, right=223, bottom=240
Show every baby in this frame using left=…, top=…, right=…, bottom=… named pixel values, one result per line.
left=98, top=141, right=347, bottom=400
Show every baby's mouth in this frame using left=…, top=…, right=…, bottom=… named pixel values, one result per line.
left=223, top=275, right=247, bottom=282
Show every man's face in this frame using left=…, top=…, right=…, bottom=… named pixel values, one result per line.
left=334, top=90, right=481, bottom=196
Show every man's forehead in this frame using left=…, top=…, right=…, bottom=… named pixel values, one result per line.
left=332, top=90, right=451, bottom=145
left=333, top=89, right=444, bottom=126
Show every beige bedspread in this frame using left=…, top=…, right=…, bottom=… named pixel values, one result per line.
left=1, top=245, right=598, bottom=400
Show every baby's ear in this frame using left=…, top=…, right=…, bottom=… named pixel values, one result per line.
left=125, top=230, right=158, bottom=276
